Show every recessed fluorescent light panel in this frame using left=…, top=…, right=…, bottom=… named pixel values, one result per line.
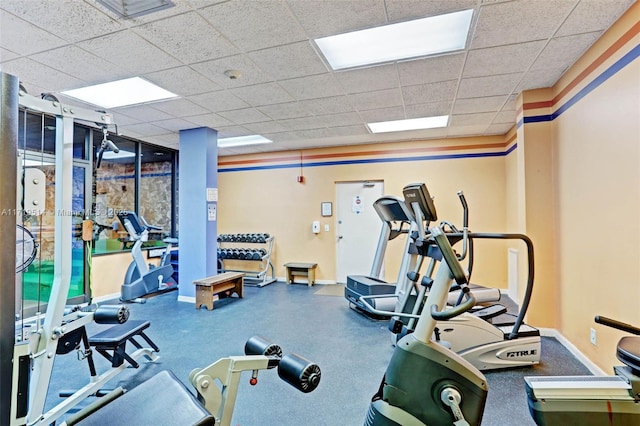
left=367, top=116, right=449, bottom=133
left=218, top=135, right=273, bottom=148
left=315, top=9, right=473, bottom=70
left=61, top=77, right=177, bottom=108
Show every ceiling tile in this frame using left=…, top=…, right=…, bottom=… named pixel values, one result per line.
left=556, top=0, right=635, bottom=37
left=447, top=124, right=489, bottom=137
left=109, top=112, right=141, bottom=127
left=531, top=32, right=601, bottom=71
left=200, top=0, right=307, bottom=51
left=486, top=122, right=514, bottom=134
left=0, top=47, right=19, bottom=62
left=321, top=112, right=363, bottom=127
left=120, top=122, right=169, bottom=138
left=450, top=112, right=497, bottom=126
left=398, top=53, right=466, bottom=86
left=257, top=102, right=313, bottom=120
left=151, top=98, right=210, bottom=117
left=298, top=96, right=354, bottom=115
left=134, top=12, right=238, bottom=64
left=296, top=127, right=335, bottom=139
left=184, top=113, right=234, bottom=129
left=0, top=0, right=123, bottom=43
left=113, top=105, right=174, bottom=122
left=278, top=116, right=328, bottom=131
left=463, top=41, right=546, bottom=77
left=385, top=0, right=478, bottom=22
left=471, top=0, right=575, bottom=49
left=31, top=45, right=130, bottom=85
left=358, top=107, right=406, bottom=123
left=0, top=12, right=66, bottom=55
left=453, top=95, right=509, bottom=114
left=229, top=83, right=295, bottom=106
left=214, top=125, right=252, bottom=138
left=279, top=73, right=344, bottom=100
left=144, top=132, right=181, bottom=147
left=248, top=41, right=328, bottom=80
left=402, top=80, right=458, bottom=105
left=332, top=125, right=369, bottom=137
left=516, top=68, right=566, bottom=92
left=76, top=30, right=182, bottom=74
left=150, top=118, right=198, bottom=132
left=348, top=88, right=403, bottom=111
left=191, top=54, right=272, bottom=89
left=144, top=66, right=221, bottom=96
left=2, top=57, right=83, bottom=92
left=405, top=102, right=452, bottom=118
left=457, top=73, right=522, bottom=98
left=217, top=107, right=272, bottom=125
left=188, top=91, right=249, bottom=112
left=288, top=0, right=386, bottom=38
left=493, top=110, right=517, bottom=124
left=243, top=120, right=289, bottom=134
left=334, top=64, right=400, bottom=94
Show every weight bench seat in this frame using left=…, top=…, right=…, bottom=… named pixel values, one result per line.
left=89, top=320, right=159, bottom=368
left=75, top=370, right=215, bottom=426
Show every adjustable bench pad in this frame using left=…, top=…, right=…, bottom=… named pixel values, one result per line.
left=76, top=370, right=215, bottom=425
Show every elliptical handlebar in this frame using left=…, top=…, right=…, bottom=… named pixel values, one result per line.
left=430, top=291, right=476, bottom=321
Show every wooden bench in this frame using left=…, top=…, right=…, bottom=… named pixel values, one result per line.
left=193, top=272, right=244, bottom=310
left=284, top=262, right=318, bottom=287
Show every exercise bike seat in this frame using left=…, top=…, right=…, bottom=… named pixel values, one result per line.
left=617, top=336, right=640, bottom=374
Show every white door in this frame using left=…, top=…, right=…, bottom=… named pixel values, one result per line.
left=335, top=181, right=384, bottom=283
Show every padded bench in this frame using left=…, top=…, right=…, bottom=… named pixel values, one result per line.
left=89, top=320, right=159, bottom=368
left=193, top=272, right=244, bottom=310
left=284, top=262, right=317, bottom=287
left=74, top=370, right=215, bottom=426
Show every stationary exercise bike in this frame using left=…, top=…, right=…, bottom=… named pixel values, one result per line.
left=117, top=211, right=178, bottom=303
left=525, top=316, right=640, bottom=425
left=365, top=225, right=488, bottom=425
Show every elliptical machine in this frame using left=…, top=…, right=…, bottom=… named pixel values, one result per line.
left=117, top=211, right=177, bottom=303
left=365, top=220, right=488, bottom=424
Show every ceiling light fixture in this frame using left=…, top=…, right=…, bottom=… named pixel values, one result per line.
left=96, top=0, right=175, bottom=19
left=367, top=116, right=449, bottom=133
left=315, top=9, right=473, bottom=70
left=61, top=77, right=177, bottom=109
left=217, top=135, right=273, bottom=148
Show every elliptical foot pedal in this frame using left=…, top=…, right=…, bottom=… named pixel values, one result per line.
left=471, top=304, right=507, bottom=321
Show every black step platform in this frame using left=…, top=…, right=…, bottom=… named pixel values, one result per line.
left=89, top=320, right=159, bottom=368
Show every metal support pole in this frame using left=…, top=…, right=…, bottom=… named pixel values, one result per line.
left=0, top=72, right=19, bottom=426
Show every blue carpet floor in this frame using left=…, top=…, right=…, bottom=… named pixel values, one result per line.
left=45, top=282, right=591, bottom=425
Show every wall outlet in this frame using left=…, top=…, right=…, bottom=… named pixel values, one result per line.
left=590, top=328, right=597, bottom=345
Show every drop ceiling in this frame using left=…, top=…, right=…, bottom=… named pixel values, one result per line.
left=0, top=0, right=634, bottom=156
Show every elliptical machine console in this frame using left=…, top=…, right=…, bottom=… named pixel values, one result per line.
left=118, top=211, right=177, bottom=303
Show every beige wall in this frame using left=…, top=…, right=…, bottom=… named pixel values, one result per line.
left=218, top=137, right=511, bottom=289
left=519, top=3, right=640, bottom=370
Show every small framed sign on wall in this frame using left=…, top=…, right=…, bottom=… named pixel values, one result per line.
left=321, top=202, right=333, bottom=217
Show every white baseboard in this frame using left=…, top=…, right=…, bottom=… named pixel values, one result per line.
left=275, top=276, right=337, bottom=285
left=92, top=292, right=121, bottom=304
left=177, top=295, right=195, bottom=303
left=539, top=327, right=606, bottom=376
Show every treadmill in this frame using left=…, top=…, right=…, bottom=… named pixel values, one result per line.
left=345, top=196, right=417, bottom=313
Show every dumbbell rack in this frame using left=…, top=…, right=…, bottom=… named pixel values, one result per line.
left=217, top=233, right=277, bottom=287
